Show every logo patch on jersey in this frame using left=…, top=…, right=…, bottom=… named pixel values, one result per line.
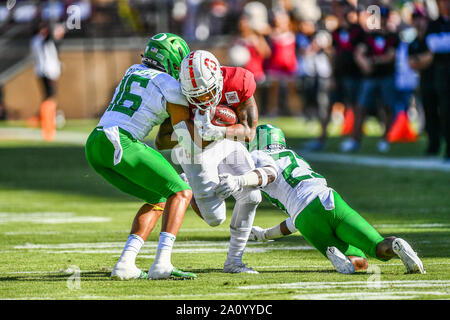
left=151, top=47, right=158, bottom=53
left=225, top=91, right=240, bottom=104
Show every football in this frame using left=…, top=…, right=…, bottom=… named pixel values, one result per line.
left=211, top=105, right=238, bottom=127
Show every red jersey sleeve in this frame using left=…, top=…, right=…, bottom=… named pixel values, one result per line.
left=221, top=67, right=256, bottom=108
left=240, top=67, right=257, bottom=102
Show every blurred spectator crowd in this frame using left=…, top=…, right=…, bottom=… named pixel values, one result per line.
left=229, top=0, right=449, bottom=161
left=0, top=0, right=449, bottom=160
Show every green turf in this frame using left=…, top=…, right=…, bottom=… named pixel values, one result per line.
left=0, top=120, right=449, bottom=300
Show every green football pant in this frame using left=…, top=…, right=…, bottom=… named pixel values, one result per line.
left=85, top=127, right=190, bottom=204
left=158, top=149, right=184, bottom=174
left=294, top=191, right=384, bottom=260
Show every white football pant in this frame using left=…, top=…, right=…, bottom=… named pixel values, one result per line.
left=175, top=139, right=261, bottom=263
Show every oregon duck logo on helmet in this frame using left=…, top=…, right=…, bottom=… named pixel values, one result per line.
left=142, top=33, right=190, bottom=80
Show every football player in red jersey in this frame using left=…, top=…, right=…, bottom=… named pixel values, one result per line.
left=156, top=51, right=258, bottom=148
left=156, top=50, right=274, bottom=274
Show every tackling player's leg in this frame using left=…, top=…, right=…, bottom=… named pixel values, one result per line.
left=148, top=189, right=197, bottom=280
left=86, top=127, right=197, bottom=280
left=112, top=203, right=165, bottom=280
left=251, top=191, right=425, bottom=274
left=221, top=141, right=262, bottom=274
left=223, top=188, right=261, bottom=274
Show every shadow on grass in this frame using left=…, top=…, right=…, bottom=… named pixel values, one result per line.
left=0, top=271, right=111, bottom=282
left=0, top=146, right=134, bottom=201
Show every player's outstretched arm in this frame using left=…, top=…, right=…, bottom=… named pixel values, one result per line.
left=225, top=96, right=258, bottom=143
left=214, top=165, right=277, bottom=199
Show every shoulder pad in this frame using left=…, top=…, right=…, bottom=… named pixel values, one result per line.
left=153, top=73, right=189, bottom=107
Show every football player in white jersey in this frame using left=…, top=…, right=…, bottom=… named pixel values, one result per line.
left=85, top=33, right=197, bottom=280
left=156, top=50, right=263, bottom=274
left=215, top=124, right=426, bottom=274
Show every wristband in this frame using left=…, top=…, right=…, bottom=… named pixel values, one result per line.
left=241, top=171, right=260, bottom=187
left=255, top=167, right=269, bottom=187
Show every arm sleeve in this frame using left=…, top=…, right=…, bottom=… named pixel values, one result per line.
left=251, top=151, right=278, bottom=175
left=155, top=74, right=189, bottom=107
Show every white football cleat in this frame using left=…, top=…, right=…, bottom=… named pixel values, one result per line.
left=223, top=261, right=259, bottom=274
left=392, top=238, right=426, bottom=274
left=326, top=246, right=355, bottom=274
left=111, top=262, right=148, bottom=280
left=248, top=226, right=268, bottom=242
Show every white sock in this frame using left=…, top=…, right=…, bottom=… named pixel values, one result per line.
left=285, top=217, right=298, bottom=233
left=154, top=232, right=176, bottom=266
left=118, top=234, right=144, bottom=265
left=265, top=218, right=297, bottom=240
left=227, top=226, right=250, bottom=264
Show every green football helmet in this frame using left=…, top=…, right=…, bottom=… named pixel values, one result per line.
left=249, top=124, right=287, bottom=151
left=142, top=33, right=190, bottom=80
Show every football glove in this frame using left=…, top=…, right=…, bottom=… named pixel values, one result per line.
left=194, top=109, right=226, bottom=141
left=215, top=173, right=244, bottom=199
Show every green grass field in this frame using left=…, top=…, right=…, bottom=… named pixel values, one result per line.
left=0, top=119, right=449, bottom=300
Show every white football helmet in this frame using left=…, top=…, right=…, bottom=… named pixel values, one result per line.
left=179, top=50, right=223, bottom=110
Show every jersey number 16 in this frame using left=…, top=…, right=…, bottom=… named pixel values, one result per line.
left=107, top=74, right=150, bottom=117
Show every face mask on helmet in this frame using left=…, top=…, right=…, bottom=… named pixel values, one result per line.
left=185, top=79, right=223, bottom=111
left=180, top=50, right=223, bottom=111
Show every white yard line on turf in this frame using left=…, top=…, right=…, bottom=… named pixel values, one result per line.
left=0, top=128, right=88, bottom=145
left=292, top=291, right=450, bottom=300
left=0, top=212, right=110, bottom=224
left=13, top=241, right=313, bottom=249
left=301, top=151, right=450, bottom=171
left=373, top=223, right=450, bottom=229
left=4, top=230, right=131, bottom=235
left=3, top=228, right=225, bottom=236
left=239, top=280, right=450, bottom=290
left=0, top=270, right=99, bottom=275
left=2, top=262, right=449, bottom=276
left=40, top=245, right=314, bottom=255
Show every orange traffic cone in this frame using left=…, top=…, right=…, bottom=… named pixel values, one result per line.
left=341, top=108, right=354, bottom=135
left=386, top=110, right=417, bottom=143
left=40, top=99, right=56, bottom=142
